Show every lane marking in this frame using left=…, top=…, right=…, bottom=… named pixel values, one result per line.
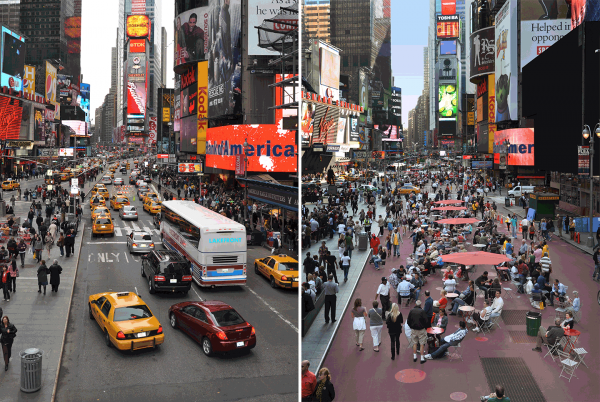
left=247, top=287, right=298, bottom=333
left=90, top=242, right=127, bottom=244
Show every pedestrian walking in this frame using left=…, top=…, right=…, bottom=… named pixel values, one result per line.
left=340, top=251, right=351, bottom=283
left=386, top=303, right=403, bottom=361
left=351, top=298, right=367, bottom=351
left=368, top=300, right=384, bottom=352
left=323, top=274, right=339, bottom=323
left=0, top=316, right=17, bottom=371
left=312, top=368, right=335, bottom=402
left=376, top=276, right=390, bottom=319
left=8, top=257, right=18, bottom=293
left=57, top=233, right=65, bottom=257
left=17, top=239, right=26, bottom=268
left=33, top=234, right=43, bottom=263
left=49, top=259, right=63, bottom=292
left=45, top=232, right=54, bottom=257
left=1, top=267, right=9, bottom=301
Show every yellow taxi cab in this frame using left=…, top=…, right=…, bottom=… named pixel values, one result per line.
left=59, top=172, right=70, bottom=182
left=126, top=163, right=130, bottom=169
left=91, top=184, right=107, bottom=194
left=88, top=291, right=164, bottom=350
left=90, top=195, right=106, bottom=208
left=1, top=179, right=20, bottom=190
left=254, top=254, right=299, bottom=289
left=143, top=200, right=161, bottom=214
left=109, top=172, right=115, bottom=180
left=143, top=192, right=159, bottom=204
left=95, top=188, right=110, bottom=199
left=398, top=185, right=420, bottom=194
left=92, top=216, right=114, bottom=237
left=110, top=195, right=130, bottom=210
left=91, top=206, right=111, bottom=222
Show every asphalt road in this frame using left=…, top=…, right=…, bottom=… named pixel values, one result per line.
left=55, top=160, right=298, bottom=402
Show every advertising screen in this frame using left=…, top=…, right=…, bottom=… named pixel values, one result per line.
left=127, top=15, right=150, bottom=38
left=472, top=160, right=493, bottom=169
left=248, top=0, right=298, bottom=56
left=174, top=5, right=210, bottom=72
left=436, top=15, right=460, bottom=39
left=129, top=39, right=146, bottom=53
left=311, top=103, right=340, bottom=145
left=493, top=128, right=534, bottom=166
left=319, top=46, right=340, bottom=90
left=148, top=117, right=157, bottom=144
left=495, top=0, right=518, bottom=122
left=180, top=63, right=197, bottom=118
left=470, top=27, right=495, bottom=78
left=127, top=80, right=147, bottom=117
left=208, top=0, right=242, bottom=118
left=197, top=61, right=208, bottom=154
left=0, top=95, right=22, bottom=140
left=441, top=0, right=456, bottom=15
left=59, top=148, right=74, bottom=157
left=206, top=124, right=296, bottom=172
left=45, top=61, right=57, bottom=104
left=521, top=0, right=571, bottom=66
left=349, top=117, right=359, bottom=143
left=33, top=108, right=45, bottom=142
left=79, top=83, right=90, bottom=122
left=62, top=120, right=87, bottom=136
left=300, top=101, right=314, bottom=147
left=359, top=69, right=368, bottom=110
left=179, top=115, right=198, bottom=153
left=0, top=27, right=25, bottom=92
left=439, top=84, right=457, bottom=121
left=440, top=40, right=457, bottom=55
left=23, top=65, right=35, bottom=95
left=178, top=163, right=202, bottom=173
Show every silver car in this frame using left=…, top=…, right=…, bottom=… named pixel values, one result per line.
left=127, top=231, right=154, bottom=254
left=101, top=175, right=113, bottom=185
left=114, top=177, right=124, bottom=185
left=119, top=205, right=139, bottom=221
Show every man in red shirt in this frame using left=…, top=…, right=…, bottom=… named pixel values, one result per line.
left=301, top=360, right=317, bottom=401
left=370, top=233, right=381, bottom=253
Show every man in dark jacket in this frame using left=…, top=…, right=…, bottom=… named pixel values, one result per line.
left=36, top=215, right=44, bottom=231
left=301, top=283, right=315, bottom=318
left=65, top=230, right=75, bottom=257
left=423, top=290, right=434, bottom=322
left=407, top=300, right=430, bottom=364
left=48, top=259, right=63, bottom=292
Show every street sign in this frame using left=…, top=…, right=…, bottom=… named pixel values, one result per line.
left=578, top=146, right=590, bottom=175
left=71, top=178, right=78, bottom=186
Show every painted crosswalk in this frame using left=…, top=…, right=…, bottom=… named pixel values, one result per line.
left=88, top=219, right=161, bottom=237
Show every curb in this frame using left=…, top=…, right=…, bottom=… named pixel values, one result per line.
left=51, top=221, right=85, bottom=402
left=316, top=248, right=373, bottom=373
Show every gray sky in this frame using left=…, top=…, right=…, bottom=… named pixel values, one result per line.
left=82, top=0, right=174, bottom=124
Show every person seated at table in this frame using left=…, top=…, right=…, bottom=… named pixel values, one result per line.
left=489, top=238, right=500, bottom=254
left=0, top=247, right=8, bottom=261
left=487, top=278, right=502, bottom=300
left=565, top=291, right=580, bottom=316
left=410, top=273, right=423, bottom=301
left=476, top=271, right=491, bottom=298
left=396, top=276, right=414, bottom=307
left=480, top=385, right=511, bottom=402
left=490, top=290, right=503, bottom=318
left=438, top=290, right=448, bottom=310
left=560, top=312, right=574, bottom=330
left=423, top=257, right=433, bottom=276
left=416, top=240, right=426, bottom=255
left=423, top=321, right=468, bottom=360
left=532, top=317, right=564, bottom=352
left=551, top=278, right=567, bottom=304
left=531, top=283, right=547, bottom=307
left=444, top=274, right=457, bottom=293
left=472, top=300, right=492, bottom=332
left=441, top=226, right=450, bottom=236
left=428, top=246, right=439, bottom=260
left=432, top=308, right=448, bottom=331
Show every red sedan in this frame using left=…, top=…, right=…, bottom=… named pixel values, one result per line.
left=168, top=301, right=256, bottom=356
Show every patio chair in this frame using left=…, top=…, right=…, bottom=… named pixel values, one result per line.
left=487, top=314, right=501, bottom=330
left=543, top=337, right=567, bottom=362
left=571, top=347, right=588, bottom=369
left=479, top=318, right=493, bottom=335
left=573, top=302, right=582, bottom=323
left=448, top=342, right=463, bottom=361
left=558, top=350, right=579, bottom=382
left=502, top=286, right=514, bottom=299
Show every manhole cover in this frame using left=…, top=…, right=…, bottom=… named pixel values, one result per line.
left=394, top=369, right=426, bottom=383
left=481, top=357, right=546, bottom=402
left=450, top=392, right=468, bottom=401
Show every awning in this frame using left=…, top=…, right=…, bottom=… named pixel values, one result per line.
left=237, top=178, right=297, bottom=212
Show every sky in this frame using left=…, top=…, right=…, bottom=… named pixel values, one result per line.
left=391, top=0, right=430, bottom=128
left=81, top=0, right=174, bottom=124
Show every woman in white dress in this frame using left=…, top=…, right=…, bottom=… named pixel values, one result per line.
left=351, top=298, right=367, bottom=351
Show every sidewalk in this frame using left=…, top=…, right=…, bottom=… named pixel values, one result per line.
left=0, top=177, right=100, bottom=401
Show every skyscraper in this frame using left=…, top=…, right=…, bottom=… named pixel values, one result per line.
left=0, top=0, right=21, bottom=33
left=303, top=0, right=331, bottom=44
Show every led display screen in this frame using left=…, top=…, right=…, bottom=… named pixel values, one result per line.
left=1, top=27, right=25, bottom=92
left=439, top=84, right=457, bottom=121
left=436, top=15, right=460, bottom=39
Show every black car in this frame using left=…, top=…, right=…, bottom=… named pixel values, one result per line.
left=141, top=250, right=192, bottom=294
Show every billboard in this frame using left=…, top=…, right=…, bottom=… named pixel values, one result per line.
left=472, top=160, right=493, bottom=169
left=441, top=0, right=456, bottom=15
left=62, top=120, right=87, bottom=136
left=300, top=101, right=314, bottom=147
left=0, top=27, right=25, bottom=92
left=319, top=45, right=340, bottom=90
left=349, top=117, right=359, bottom=143
left=248, top=0, right=298, bottom=55
left=148, top=117, right=157, bottom=144
left=33, top=108, right=45, bottom=142
left=174, top=5, right=209, bottom=72
left=44, top=109, right=56, bottom=146
left=470, top=27, right=495, bottom=79
left=208, top=0, right=242, bottom=117
left=205, top=124, right=296, bottom=172
left=521, top=0, right=571, bottom=67
left=127, top=15, right=150, bottom=38
left=439, top=84, right=457, bottom=121
left=495, top=0, right=518, bottom=122
left=390, top=87, right=401, bottom=125
left=0, top=95, right=22, bottom=140
left=180, top=63, right=197, bottom=118
left=179, top=115, right=198, bottom=153
left=178, top=163, right=202, bottom=173
left=493, top=128, right=535, bottom=166
left=129, top=39, right=146, bottom=53
left=59, top=148, right=74, bottom=157
left=79, top=83, right=90, bottom=123
left=436, top=15, right=460, bottom=39
left=45, top=61, right=57, bottom=104
left=440, top=40, right=457, bottom=55
left=438, top=56, right=457, bottom=82
left=359, top=69, right=368, bottom=110
left=197, top=61, right=208, bottom=154
left=23, top=65, right=35, bottom=95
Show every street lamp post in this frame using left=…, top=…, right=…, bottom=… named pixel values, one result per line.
left=582, top=124, right=600, bottom=248
left=243, top=139, right=249, bottom=224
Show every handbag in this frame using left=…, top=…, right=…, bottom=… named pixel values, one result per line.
left=349, top=244, right=354, bottom=250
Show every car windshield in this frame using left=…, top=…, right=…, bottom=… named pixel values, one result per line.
left=133, top=234, right=152, bottom=241
left=117, top=198, right=128, bottom=203
left=103, top=176, right=111, bottom=180
left=123, top=206, right=136, bottom=211
left=211, top=309, right=245, bottom=327
left=113, top=305, right=153, bottom=322
left=278, top=262, right=298, bottom=271
left=160, top=262, right=190, bottom=275
left=96, top=218, right=111, bottom=224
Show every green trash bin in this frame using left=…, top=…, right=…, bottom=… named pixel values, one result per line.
left=526, top=311, right=542, bottom=336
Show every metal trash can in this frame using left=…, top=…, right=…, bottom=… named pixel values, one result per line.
left=526, top=311, right=542, bottom=336
left=358, top=232, right=369, bottom=251
left=20, top=348, right=43, bottom=393
left=505, top=197, right=511, bottom=207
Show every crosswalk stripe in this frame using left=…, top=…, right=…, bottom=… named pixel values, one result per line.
left=142, top=226, right=152, bottom=234
left=131, top=222, right=140, bottom=231
left=114, top=227, right=122, bottom=236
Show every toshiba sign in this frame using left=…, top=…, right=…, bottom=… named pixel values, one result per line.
left=126, top=15, right=150, bottom=38
left=129, top=39, right=146, bottom=53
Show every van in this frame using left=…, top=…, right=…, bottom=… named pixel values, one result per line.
left=508, top=185, right=535, bottom=198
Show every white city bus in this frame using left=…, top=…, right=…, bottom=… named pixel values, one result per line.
left=160, top=201, right=247, bottom=287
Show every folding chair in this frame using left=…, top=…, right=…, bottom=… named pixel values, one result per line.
left=479, top=318, right=492, bottom=335
left=558, top=349, right=579, bottom=382
left=543, top=337, right=567, bottom=362
left=448, top=342, right=463, bottom=361
left=488, top=314, right=501, bottom=330
left=502, top=287, right=514, bottom=299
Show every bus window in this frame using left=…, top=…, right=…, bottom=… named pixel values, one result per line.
left=179, top=220, right=200, bottom=248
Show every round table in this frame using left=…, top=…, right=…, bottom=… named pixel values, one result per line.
left=426, top=327, right=445, bottom=352
left=446, top=293, right=459, bottom=300
left=459, top=306, right=475, bottom=327
left=563, top=329, right=581, bottom=353
left=427, top=327, right=444, bottom=335
left=473, top=244, right=486, bottom=248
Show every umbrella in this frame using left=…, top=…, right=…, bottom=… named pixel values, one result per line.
left=433, top=199, right=463, bottom=204
left=441, top=251, right=511, bottom=265
left=434, top=218, right=481, bottom=225
left=431, top=206, right=467, bottom=211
